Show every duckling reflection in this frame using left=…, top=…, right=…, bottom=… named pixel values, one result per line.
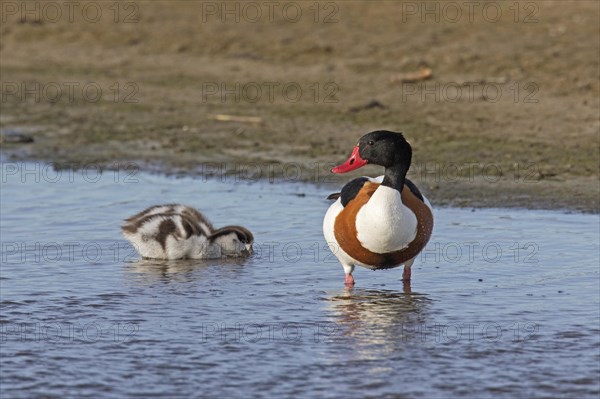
left=326, top=285, right=431, bottom=358
left=123, top=257, right=248, bottom=286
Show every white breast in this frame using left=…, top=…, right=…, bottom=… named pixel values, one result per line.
left=355, top=185, right=417, bottom=254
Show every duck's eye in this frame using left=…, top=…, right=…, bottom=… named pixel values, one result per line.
left=368, top=140, right=375, bottom=145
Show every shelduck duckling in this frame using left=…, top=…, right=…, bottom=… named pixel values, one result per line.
left=323, top=131, right=433, bottom=287
left=122, top=204, right=253, bottom=260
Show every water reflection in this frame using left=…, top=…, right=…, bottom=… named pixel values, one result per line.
left=123, top=257, right=248, bottom=286
left=327, top=285, right=432, bottom=360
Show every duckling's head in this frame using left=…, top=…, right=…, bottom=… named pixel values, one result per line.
left=210, top=226, right=254, bottom=257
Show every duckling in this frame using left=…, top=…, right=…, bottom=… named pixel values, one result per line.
left=122, top=204, right=253, bottom=260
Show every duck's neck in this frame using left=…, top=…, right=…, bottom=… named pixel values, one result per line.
left=381, top=164, right=409, bottom=193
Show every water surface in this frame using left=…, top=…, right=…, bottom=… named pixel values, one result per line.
left=1, top=163, right=599, bottom=398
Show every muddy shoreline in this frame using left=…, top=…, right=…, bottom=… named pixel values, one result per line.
left=2, top=147, right=597, bottom=213
left=1, top=1, right=598, bottom=212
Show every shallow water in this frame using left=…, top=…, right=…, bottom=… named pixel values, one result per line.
left=1, top=163, right=599, bottom=399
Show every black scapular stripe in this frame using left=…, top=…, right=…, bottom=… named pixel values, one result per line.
left=340, top=177, right=370, bottom=207
left=404, top=178, right=425, bottom=203
left=330, top=177, right=425, bottom=206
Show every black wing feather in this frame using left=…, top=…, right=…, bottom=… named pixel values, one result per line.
left=339, top=177, right=370, bottom=207
left=404, top=178, right=425, bottom=202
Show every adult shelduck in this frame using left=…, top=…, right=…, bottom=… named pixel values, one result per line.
left=122, top=204, right=253, bottom=260
left=323, top=130, right=433, bottom=287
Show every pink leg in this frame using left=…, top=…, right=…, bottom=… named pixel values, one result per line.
left=402, top=266, right=411, bottom=282
left=345, top=274, right=355, bottom=287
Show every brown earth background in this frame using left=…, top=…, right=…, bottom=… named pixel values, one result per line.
left=1, top=0, right=598, bottom=211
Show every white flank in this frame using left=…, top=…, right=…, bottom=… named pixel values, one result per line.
left=322, top=197, right=360, bottom=272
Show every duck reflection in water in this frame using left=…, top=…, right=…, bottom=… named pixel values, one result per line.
left=326, top=284, right=432, bottom=356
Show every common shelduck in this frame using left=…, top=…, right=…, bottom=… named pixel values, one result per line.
left=323, top=131, right=433, bottom=287
left=122, top=204, right=253, bottom=259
